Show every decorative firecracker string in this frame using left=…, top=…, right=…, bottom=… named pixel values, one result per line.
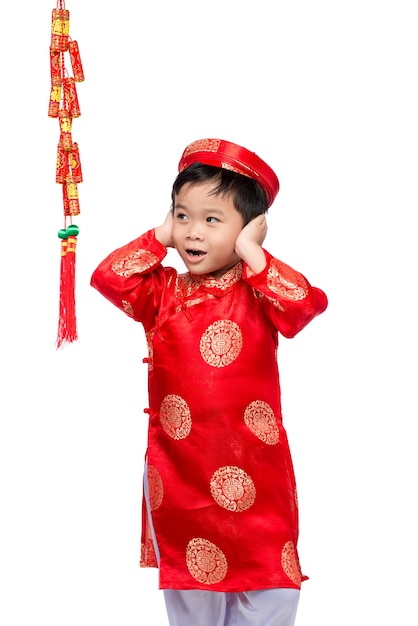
left=48, top=0, right=85, bottom=348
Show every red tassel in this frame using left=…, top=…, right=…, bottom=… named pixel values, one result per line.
left=56, top=231, right=78, bottom=348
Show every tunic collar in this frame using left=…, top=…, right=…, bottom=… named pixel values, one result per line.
left=177, top=262, right=243, bottom=298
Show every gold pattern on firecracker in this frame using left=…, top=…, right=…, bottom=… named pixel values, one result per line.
left=70, top=143, right=83, bottom=182
left=48, top=84, right=62, bottom=118
left=63, top=77, right=81, bottom=117
left=58, top=109, right=72, bottom=150
left=66, top=176, right=80, bottom=216
left=56, top=143, right=68, bottom=183
left=51, top=8, right=70, bottom=52
left=68, top=40, right=84, bottom=82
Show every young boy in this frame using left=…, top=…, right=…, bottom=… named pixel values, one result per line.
left=91, top=138, right=328, bottom=626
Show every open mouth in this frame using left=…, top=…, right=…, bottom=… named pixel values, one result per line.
left=186, top=249, right=206, bottom=257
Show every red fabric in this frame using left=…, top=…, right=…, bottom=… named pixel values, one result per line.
left=91, top=230, right=327, bottom=592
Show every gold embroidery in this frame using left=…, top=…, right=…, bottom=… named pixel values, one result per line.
left=175, top=294, right=215, bottom=313
left=140, top=515, right=158, bottom=567
left=221, top=161, right=240, bottom=173
left=253, top=287, right=285, bottom=311
left=145, top=331, right=154, bottom=370
left=140, top=538, right=158, bottom=567
left=200, top=320, right=243, bottom=368
left=112, top=249, right=159, bottom=277
left=121, top=299, right=134, bottom=317
left=267, top=259, right=308, bottom=301
left=160, top=394, right=192, bottom=440
left=244, top=400, right=279, bottom=445
left=182, top=138, right=221, bottom=158
left=220, top=160, right=259, bottom=181
left=176, top=263, right=242, bottom=299
left=186, top=538, right=228, bottom=585
left=281, top=541, right=302, bottom=586
left=210, top=466, right=256, bottom=512
left=198, top=263, right=242, bottom=290
left=147, top=465, right=164, bottom=510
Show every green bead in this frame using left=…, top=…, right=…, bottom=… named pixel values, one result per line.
left=66, top=224, right=80, bottom=236
left=58, top=228, right=68, bottom=239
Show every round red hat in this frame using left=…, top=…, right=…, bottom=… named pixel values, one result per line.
left=178, top=138, right=279, bottom=207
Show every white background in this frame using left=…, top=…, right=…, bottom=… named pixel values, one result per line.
left=1, top=1, right=417, bottom=624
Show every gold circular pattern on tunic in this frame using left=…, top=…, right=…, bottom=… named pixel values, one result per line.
left=111, top=249, right=158, bottom=277
left=200, top=320, right=243, bottom=368
left=160, top=394, right=192, bottom=440
left=186, top=538, right=228, bottom=585
left=147, top=464, right=164, bottom=510
left=267, top=259, right=308, bottom=301
left=281, top=541, right=302, bottom=586
left=210, top=466, right=256, bottom=512
left=244, top=400, right=279, bottom=445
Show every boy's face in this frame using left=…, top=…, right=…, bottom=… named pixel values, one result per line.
left=172, top=181, right=244, bottom=278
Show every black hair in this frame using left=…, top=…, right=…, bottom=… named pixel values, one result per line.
left=171, top=162, right=268, bottom=225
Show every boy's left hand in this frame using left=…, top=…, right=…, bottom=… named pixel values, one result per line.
left=235, top=215, right=267, bottom=250
left=234, top=215, right=268, bottom=275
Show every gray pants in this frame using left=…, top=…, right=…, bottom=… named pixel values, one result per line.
left=163, top=588, right=300, bottom=626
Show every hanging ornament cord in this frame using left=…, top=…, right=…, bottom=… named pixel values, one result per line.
left=49, top=0, right=85, bottom=348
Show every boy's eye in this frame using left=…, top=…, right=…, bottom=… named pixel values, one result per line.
left=206, top=216, right=219, bottom=223
left=176, top=213, right=188, bottom=221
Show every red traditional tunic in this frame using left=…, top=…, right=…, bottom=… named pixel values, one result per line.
left=91, top=229, right=328, bottom=592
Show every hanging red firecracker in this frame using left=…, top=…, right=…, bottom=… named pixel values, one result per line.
left=68, top=40, right=85, bottom=82
left=48, top=0, right=85, bottom=348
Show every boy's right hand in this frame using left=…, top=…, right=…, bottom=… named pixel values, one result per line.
left=155, top=210, right=174, bottom=248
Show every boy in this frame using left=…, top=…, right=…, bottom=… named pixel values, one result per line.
left=91, top=138, right=328, bottom=625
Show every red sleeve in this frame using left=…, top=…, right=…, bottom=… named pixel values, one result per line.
left=90, top=229, right=171, bottom=330
left=243, top=249, right=328, bottom=338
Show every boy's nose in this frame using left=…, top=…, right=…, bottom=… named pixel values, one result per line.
left=186, top=225, right=203, bottom=240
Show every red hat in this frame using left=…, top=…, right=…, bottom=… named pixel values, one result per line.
left=178, top=138, right=279, bottom=207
